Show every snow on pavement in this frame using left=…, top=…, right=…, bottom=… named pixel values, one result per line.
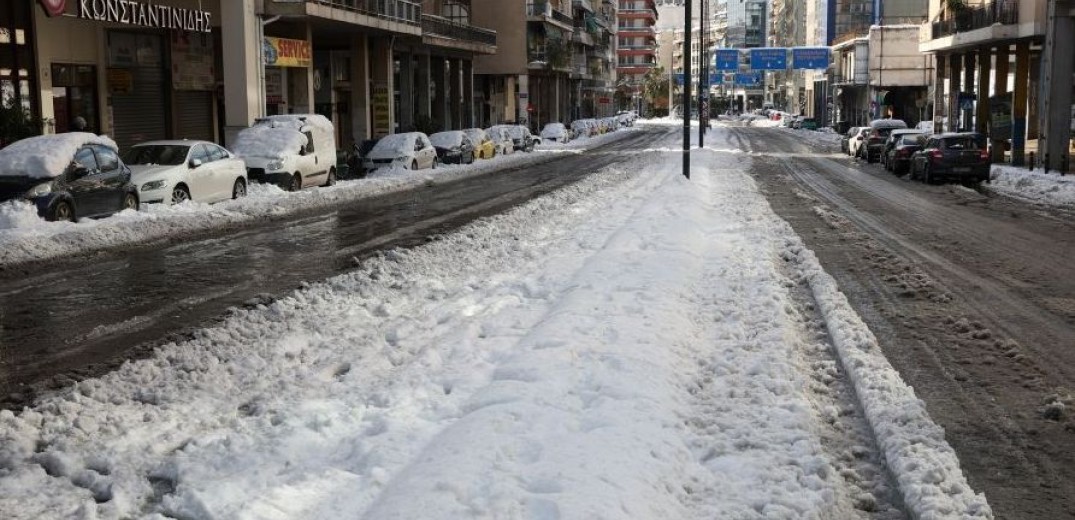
left=988, top=164, right=1075, bottom=209
left=0, top=126, right=990, bottom=519
left=0, top=129, right=637, bottom=269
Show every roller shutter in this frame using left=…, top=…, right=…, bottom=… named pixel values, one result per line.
left=173, top=90, right=214, bottom=142
left=111, top=66, right=167, bottom=150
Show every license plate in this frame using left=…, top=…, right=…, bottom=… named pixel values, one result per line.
left=953, top=167, right=971, bottom=173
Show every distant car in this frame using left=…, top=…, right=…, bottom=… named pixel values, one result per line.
left=124, top=140, right=247, bottom=205
left=362, top=132, right=439, bottom=171
left=863, top=119, right=909, bottom=163
left=486, top=126, right=516, bottom=156
left=879, top=130, right=925, bottom=172
left=429, top=131, right=477, bottom=165
left=571, top=119, right=597, bottom=138
left=910, top=132, right=991, bottom=184
left=849, top=128, right=870, bottom=159
left=841, top=127, right=862, bottom=154
left=463, top=128, right=497, bottom=159
left=783, top=115, right=799, bottom=128
left=0, top=133, right=139, bottom=222
left=505, top=125, right=539, bottom=152
left=884, top=133, right=927, bottom=175
left=540, top=122, right=570, bottom=143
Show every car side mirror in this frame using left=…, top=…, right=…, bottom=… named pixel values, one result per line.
left=70, top=164, right=90, bottom=179
left=189, top=158, right=203, bottom=168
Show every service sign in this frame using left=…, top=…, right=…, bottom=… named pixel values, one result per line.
left=749, top=48, right=787, bottom=71
left=792, top=47, right=830, bottom=70
left=715, top=49, right=739, bottom=71
left=263, top=37, right=312, bottom=68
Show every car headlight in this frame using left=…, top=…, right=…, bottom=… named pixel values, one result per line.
left=26, top=181, right=53, bottom=198
left=141, top=180, right=166, bottom=192
left=267, top=160, right=284, bottom=171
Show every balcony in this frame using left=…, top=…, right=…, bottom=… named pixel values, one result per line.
left=527, top=1, right=576, bottom=31
left=265, top=0, right=422, bottom=35
left=573, top=0, right=594, bottom=13
left=618, top=8, right=656, bottom=21
left=930, top=1, right=1017, bottom=40
left=617, top=25, right=656, bottom=36
left=920, top=0, right=1043, bottom=52
left=422, top=14, right=497, bottom=54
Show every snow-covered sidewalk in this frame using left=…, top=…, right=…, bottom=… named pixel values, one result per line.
left=988, top=164, right=1075, bottom=209
left=0, top=129, right=637, bottom=269
left=0, top=127, right=990, bottom=519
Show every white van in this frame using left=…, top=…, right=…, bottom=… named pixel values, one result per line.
left=232, top=114, right=337, bottom=191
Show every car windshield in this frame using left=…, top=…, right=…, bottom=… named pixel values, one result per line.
left=543, top=124, right=564, bottom=134
left=429, top=132, right=463, bottom=148
left=122, top=145, right=190, bottom=166
left=903, top=135, right=927, bottom=145
left=370, top=134, right=416, bottom=155
left=464, top=129, right=485, bottom=143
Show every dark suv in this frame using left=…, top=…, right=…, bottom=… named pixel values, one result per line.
left=863, top=119, right=908, bottom=163
left=0, top=135, right=139, bottom=221
left=910, top=133, right=991, bottom=184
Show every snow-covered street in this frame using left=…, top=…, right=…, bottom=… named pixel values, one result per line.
left=0, top=126, right=990, bottom=519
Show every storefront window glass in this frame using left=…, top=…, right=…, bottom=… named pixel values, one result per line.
left=52, top=64, right=99, bottom=134
left=0, top=2, right=36, bottom=115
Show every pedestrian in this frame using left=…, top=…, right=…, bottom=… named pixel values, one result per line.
left=70, top=116, right=87, bottom=132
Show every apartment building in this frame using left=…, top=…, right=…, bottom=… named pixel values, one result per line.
left=12, top=0, right=497, bottom=150
left=617, top=0, right=658, bottom=110
left=726, top=0, right=766, bottom=48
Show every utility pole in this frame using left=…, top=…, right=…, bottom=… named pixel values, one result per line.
left=698, top=0, right=708, bottom=147
left=683, top=0, right=692, bottom=179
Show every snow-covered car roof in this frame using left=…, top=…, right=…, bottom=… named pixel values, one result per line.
left=542, top=123, right=565, bottom=131
left=462, top=128, right=487, bottom=141
left=0, top=133, right=118, bottom=179
left=231, top=125, right=308, bottom=160
left=429, top=131, right=466, bottom=148
left=131, top=139, right=217, bottom=147
left=505, top=126, right=529, bottom=139
left=254, top=114, right=334, bottom=135
left=369, top=133, right=421, bottom=156
left=870, top=119, right=908, bottom=128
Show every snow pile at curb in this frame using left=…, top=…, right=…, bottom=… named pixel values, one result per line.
left=0, top=129, right=637, bottom=269
left=775, top=127, right=841, bottom=148
left=988, top=165, right=1075, bottom=209
left=777, top=221, right=992, bottom=518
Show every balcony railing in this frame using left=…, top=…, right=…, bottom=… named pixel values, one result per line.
left=305, top=0, right=421, bottom=25
left=421, top=14, right=497, bottom=46
left=930, top=1, right=1018, bottom=39
left=572, top=0, right=594, bottom=13
left=527, top=1, right=574, bottom=26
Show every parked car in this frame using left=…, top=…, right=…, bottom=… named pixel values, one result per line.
left=486, top=126, right=516, bottom=156
left=798, top=118, right=818, bottom=130
left=914, top=120, right=934, bottom=134
left=617, top=110, right=636, bottom=127
left=884, top=133, right=928, bottom=175
left=783, top=115, right=799, bottom=128
left=463, top=128, right=497, bottom=159
left=123, top=140, right=247, bottom=205
left=540, top=122, right=570, bottom=143
left=910, top=133, right=990, bottom=184
left=0, top=133, right=139, bottom=221
left=848, top=128, right=870, bottom=159
left=233, top=114, right=337, bottom=191
left=505, top=125, right=540, bottom=152
left=571, top=119, right=596, bottom=138
left=880, top=130, right=925, bottom=172
left=429, top=131, right=477, bottom=165
left=362, top=132, right=439, bottom=171
left=841, top=127, right=862, bottom=155
left=862, top=119, right=908, bottom=163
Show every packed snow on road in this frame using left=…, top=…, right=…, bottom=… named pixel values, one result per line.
left=0, top=126, right=991, bottom=519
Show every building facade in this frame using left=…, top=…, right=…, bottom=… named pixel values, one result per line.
left=617, top=0, right=657, bottom=112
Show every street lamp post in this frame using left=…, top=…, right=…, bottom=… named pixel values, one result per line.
left=682, top=0, right=692, bottom=179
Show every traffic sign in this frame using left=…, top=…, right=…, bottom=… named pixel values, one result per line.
left=749, top=48, right=787, bottom=70
left=715, top=49, right=739, bottom=71
left=792, top=47, right=830, bottom=70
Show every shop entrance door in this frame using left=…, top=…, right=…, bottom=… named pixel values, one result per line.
left=108, top=32, right=167, bottom=150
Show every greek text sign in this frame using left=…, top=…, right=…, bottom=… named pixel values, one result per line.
left=734, top=72, right=763, bottom=87
left=792, top=47, right=830, bottom=70
left=78, top=0, right=212, bottom=33
left=715, top=49, right=739, bottom=71
left=749, top=48, right=787, bottom=71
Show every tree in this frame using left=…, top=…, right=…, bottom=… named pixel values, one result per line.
left=0, top=104, right=45, bottom=148
left=641, top=66, right=670, bottom=115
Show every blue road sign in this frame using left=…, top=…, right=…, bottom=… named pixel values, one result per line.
left=711, top=73, right=724, bottom=85
left=715, top=49, right=739, bottom=71
left=792, top=47, right=831, bottom=69
left=749, top=48, right=787, bottom=70
left=674, top=73, right=684, bottom=85
left=734, top=72, right=763, bottom=86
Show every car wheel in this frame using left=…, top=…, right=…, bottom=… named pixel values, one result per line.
left=171, top=185, right=191, bottom=205
left=232, top=178, right=247, bottom=199
left=289, top=173, right=302, bottom=192
left=49, top=200, right=75, bottom=222
left=410, top=160, right=418, bottom=170
left=323, top=168, right=337, bottom=187
left=432, top=157, right=439, bottom=169
left=122, top=193, right=139, bottom=212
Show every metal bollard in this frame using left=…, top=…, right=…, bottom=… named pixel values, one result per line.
left=1044, top=153, right=1050, bottom=175
left=1029, top=152, right=1035, bottom=171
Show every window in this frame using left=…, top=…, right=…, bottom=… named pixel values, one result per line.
left=208, top=145, right=228, bottom=161
left=93, top=146, right=120, bottom=172
left=52, top=64, right=98, bottom=133
left=191, top=144, right=212, bottom=165
left=304, top=131, right=315, bottom=154
left=72, top=147, right=99, bottom=173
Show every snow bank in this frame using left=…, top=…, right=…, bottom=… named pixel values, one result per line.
left=0, top=129, right=638, bottom=268
left=0, top=133, right=117, bottom=179
left=988, top=165, right=1075, bottom=209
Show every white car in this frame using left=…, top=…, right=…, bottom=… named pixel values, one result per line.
left=848, top=127, right=870, bottom=158
left=363, top=132, right=439, bottom=171
left=124, top=140, right=248, bottom=205
left=486, top=126, right=516, bottom=156
left=540, top=123, right=569, bottom=143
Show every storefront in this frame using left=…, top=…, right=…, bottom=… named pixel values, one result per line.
left=0, top=2, right=41, bottom=144
left=32, top=0, right=221, bottom=149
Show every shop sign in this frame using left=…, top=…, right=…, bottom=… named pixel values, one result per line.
left=77, top=0, right=212, bottom=33
left=39, top=0, right=67, bottom=17
left=106, top=68, right=133, bottom=94
left=372, top=81, right=391, bottom=137
left=990, top=92, right=1013, bottom=140
left=171, top=32, right=215, bottom=91
left=598, top=97, right=610, bottom=104
left=265, top=68, right=284, bottom=105
left=263, top=37, right=312, bottom=68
